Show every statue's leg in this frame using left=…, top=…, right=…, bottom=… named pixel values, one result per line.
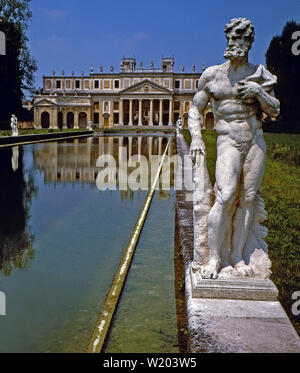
left=231, top=136, right=266, bottom=276
left=201, top=137, right=242, bottom=279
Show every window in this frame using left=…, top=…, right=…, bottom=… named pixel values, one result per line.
left=195, top=80, right=199, bottom=89
left=75, top=80, right=80, bottom=89
left=174, top=101, right=180, bottom=110
left=93, top=112, right=99, bottom=124
left=113, top=113, right=119, bottom=124
left=113, top=102, right=119, bottom=111
left=94, top=80, right=99, bottom=89
left=175, top=80, right=180, bottom=89
left=56, top=80, right=61, bottom=89
left=114, top=80, right=120, bottom=89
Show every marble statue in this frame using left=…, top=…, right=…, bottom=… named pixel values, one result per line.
left=10, top=114, right=19, bottom=136
left=175, top=117, right=183, bottom=136
left=176, top=117, right=183, bottom=131
left=88, top=120, right=93, bottom=131
left=188, top=18, right=280, bottom=279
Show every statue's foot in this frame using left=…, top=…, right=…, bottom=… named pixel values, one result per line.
left=191, top=261, right=201, bottom=273
left=234, top=261, right=254, bottom=277
left=200, top=259, right=220, bottom=279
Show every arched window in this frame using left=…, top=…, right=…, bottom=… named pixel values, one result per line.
left=67, top=112, right=74, bottom=128
left=57, top=112, right=63, bottom=128
left=41, top=112, right=50, bottom=128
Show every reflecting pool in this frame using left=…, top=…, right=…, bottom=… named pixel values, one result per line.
left=0, top=135, right=177, bottom=352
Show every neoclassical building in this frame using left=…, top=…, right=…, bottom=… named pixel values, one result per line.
left=33, top=57, right=215, bottom=129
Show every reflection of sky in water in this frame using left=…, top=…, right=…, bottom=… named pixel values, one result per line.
left=0, top=136, right=177, bottom=352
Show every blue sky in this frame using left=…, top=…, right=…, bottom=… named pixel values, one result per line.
left=27, top=0, right=300, bottom=88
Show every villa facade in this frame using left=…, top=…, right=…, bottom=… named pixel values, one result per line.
left=32, top=57, right=215, bottom=129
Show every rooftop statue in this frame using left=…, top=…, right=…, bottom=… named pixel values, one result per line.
left=188, top=18, right=280, bottom=280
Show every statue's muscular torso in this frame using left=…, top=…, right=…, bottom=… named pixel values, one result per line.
left=206, top=61, right=262, bottom=146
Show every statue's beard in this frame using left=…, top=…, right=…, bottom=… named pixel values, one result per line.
left=224, top=45, right=248, bottom=59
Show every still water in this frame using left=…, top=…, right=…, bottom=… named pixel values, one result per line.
left=0, top=136, right=178, bottom=352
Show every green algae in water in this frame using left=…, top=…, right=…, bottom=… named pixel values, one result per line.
left=104, top=190, right=179, bottom=353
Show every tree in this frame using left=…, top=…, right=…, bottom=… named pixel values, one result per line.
left=265, top=20, right=300, bottom=133
left=0, top=0, right=37, bottom=128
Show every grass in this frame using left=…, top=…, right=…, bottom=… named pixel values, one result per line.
left=181, top=129, right=300, bottom=335
left=0, top=128, right=87, bottom=137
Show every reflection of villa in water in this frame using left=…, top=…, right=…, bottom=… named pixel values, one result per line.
left=33, top=57, right=215, bottom=130
left=33, top=137, right=176, bottom=200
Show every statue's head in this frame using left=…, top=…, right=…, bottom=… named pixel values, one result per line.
left=224, top=18, right=255, bottom=60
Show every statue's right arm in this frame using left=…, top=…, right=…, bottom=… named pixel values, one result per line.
left=188, top=70, right=211, bottom=156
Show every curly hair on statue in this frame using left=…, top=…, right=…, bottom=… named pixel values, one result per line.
left=224, top=17, right=255, bottom=45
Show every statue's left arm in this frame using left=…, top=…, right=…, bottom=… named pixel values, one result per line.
left=237, top=65, right=280, bottom=117
left=238, top=82, right=280, bottom=117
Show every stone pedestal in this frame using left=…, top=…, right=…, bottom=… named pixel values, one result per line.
left=190, top=266, right=278, bottom=301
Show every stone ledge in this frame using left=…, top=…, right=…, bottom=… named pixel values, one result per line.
left=186, top=274, right=300, bottom=353
left=190, top=266, right=279, bottom=301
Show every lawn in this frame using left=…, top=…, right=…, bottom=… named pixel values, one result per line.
left=181, top=129, right=300, bottom=335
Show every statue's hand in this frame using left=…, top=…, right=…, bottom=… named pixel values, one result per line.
left=189, top=138, right=206, bottom=159
left=236, top=80, right=262, bottom=100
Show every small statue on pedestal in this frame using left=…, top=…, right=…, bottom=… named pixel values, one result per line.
left=88, top=120, right=93, bottom=131
left=10, top=114, right=19, bottom=137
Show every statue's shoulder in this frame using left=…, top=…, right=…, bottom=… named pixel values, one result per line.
left=247, top=63, right=277, bottom=91
left=201, top=63, right=226, bottom=81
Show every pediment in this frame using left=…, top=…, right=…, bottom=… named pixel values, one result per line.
left=120, top=79, right=172, bottom=95
left=34, top=98, right=57, bottom=107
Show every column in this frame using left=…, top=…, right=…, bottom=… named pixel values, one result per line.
left=74, top=109, right=79, bottom=129
left=149, top=99, right=153, bottom=126
left=51, top=108, right=58, bottom=129
left=35, top=108, right=41, bottom=129
left=159, top=99, right=163, bottom=126
left=129, top=99, right=133, bottom=126
left=109, top=100, right=113, bottom=127
left=138, top=99, right=142, bottom=126
left=179, top=100, right=184, bottom=120
left=99, top=99, right=103, bottom=127
left=168, top=99, right=173, bottom=126
left=119, top=99, right=123, bottom=126
left=63, top=110, right=67, bottom=129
